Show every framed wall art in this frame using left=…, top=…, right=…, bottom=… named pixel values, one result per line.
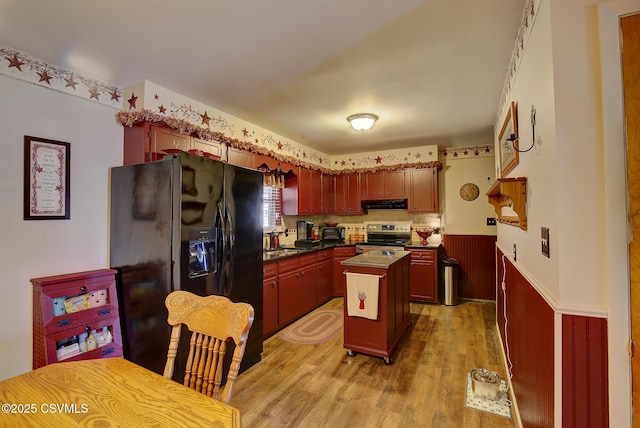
left=498, top=101, right=519, bottom=178
left=23, top=136, right=70, bottom=220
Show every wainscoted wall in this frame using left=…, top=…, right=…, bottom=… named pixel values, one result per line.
left=562, top=315, right=609, bottom=427
left=496, top=247, right=610, bottom=427
left=442, top=234, right=497, bottom=300
left=497, top=247, right=554, bottom=428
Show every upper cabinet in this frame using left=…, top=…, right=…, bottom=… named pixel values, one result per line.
left=408, top=168, right=439, bottom=213
left=282, top=167, right=322, bottom=215
left=333, top=173, right=362, bottom=215
left=124, top=123, right=189, bottom=164
left=321, top=173, right=334, bottom=214
left=191, top=137, right=223, bottom=160
left=227, top=147, right=256, bottom=169
left=362, top=170, right=406, bottom=199
left=123, top=123, right=223, bottom=164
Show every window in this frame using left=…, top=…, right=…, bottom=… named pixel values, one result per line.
left=263, top=186, right=282, bottom=228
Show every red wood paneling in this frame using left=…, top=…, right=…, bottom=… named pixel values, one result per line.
left=562, top=315, right=609, bottom=428
left=496, top=247, right=554, bottom=428
left=442, top=234, right=497, bottom=300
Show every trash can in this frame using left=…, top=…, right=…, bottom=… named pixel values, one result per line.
left=440, top=257, right=459, bottom=305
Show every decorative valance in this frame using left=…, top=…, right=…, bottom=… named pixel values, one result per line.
left=116, top=110, right=442, bottom=174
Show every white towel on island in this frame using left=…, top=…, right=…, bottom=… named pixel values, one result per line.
left=346, top=273, right=380, bottom=320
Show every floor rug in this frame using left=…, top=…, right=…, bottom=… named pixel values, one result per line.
left=464, top=373, right=512, bottom=418
left=277, top=308, right=343, bottom=345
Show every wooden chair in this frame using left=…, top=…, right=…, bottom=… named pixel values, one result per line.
left=163, top=290, right=254, bottom=404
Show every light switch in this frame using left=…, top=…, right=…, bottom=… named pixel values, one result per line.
left=541, top=227, right=550, bottom=258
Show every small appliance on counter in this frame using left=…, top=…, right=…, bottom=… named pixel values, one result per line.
left=294, top=220, right=320, bottom=248
left=321, top=226, right=345, bottom=244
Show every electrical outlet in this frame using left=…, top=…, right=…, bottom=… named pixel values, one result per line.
left=487, top=217, right=496, bottom=226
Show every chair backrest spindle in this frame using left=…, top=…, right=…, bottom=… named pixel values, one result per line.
left=163, top=291, right=254, bottom=404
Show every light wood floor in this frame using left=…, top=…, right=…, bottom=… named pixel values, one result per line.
left=231, top=298, right=515, bottom=428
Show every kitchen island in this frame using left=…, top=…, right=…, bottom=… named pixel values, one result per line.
left=340, top=249, right=411, bottom=364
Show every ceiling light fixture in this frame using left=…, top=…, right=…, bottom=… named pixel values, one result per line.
left=347, top=113, right=378, bottom=131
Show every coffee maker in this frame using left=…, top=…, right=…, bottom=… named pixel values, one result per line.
left=295, top=220, right=319, bottom=248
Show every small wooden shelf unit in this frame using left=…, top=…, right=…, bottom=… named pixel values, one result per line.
left=31, top=269, right=123, bottom=369
left=486, top=177, right=527, bottom=230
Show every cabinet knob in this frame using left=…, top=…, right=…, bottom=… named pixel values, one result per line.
left=80, top=286, right=87, bottom=292
left=84, top=326, right=91, bottom=332
left=272, top=281, right=276, bottom=287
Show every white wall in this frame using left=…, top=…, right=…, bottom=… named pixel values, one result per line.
left=0, top=75, right=122, bottom=380
left=440, top=155, right=497, bottom=235
left=495, top=0, right=639, bottom=425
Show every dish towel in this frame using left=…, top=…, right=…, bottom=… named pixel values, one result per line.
left=346, top=273, right=380, bottom=320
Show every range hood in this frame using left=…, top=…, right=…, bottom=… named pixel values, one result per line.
left=361, top=198, right=408, bottom=212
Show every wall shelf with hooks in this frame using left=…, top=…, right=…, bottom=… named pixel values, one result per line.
left=486, top=177, right=527, bottom=230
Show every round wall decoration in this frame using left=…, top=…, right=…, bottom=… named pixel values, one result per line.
left=460, top=183, right=480, bottom=201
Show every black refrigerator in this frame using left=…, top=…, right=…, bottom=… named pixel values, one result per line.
left=109, top=152, right=263, bottom=379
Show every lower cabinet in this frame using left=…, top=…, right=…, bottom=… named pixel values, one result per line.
left=278, top=260, right=317, bottom=327
left=263, top=246, right=356, bottom=336
left=263, top=262, right=279, bottom=337
left=317, top=259, right=333, bottom=303
left=332, top=246, right=357, bottom=296
left=407, top=247, right=439, bottom=303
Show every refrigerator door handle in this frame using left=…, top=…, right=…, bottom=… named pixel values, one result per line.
left=215, top=201, right=226, bottom=295
left=225, top=203, right=234, bottom=296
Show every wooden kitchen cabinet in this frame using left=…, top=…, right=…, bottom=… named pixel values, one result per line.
left=278, top=253, right=318, bottom=327
left=191, top=137, right=223, bottom=160
left=406, top=247, right=439, bottom=303
left=316, top=250, right=333, bottom=303
left=408, top=168, right=439, bottom=213
left=342, top=253, right=411, bottom=364
left=227, top=147, right=256, bottom=169
left=31, top=269, right=123, bottom=369
left=362, top=170, right=406, bottom=199
left=282, top=167, right=322, bottom=215
left=321, top=173, right=334, bottom=214
left=123, top=123, right=191, bottom=164
left=332, top=246, right=357, bottom=296
left=333, top=173, right=362, bottom=214
left=263, top=261, right=279, bottom=337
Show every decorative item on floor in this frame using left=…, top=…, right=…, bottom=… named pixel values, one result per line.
left=464, top=369, right=512, bottom=418
left=277, top=308, right=343, bottom=345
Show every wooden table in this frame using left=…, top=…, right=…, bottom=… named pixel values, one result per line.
left=0, top=358, right=241, bottom=427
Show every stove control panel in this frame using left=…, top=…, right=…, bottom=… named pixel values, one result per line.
left=366, top=223, right=411, bottom=233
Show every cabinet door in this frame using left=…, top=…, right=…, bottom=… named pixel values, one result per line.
left=345, top=173, right=362, bottom=213
left=385, top=170, right=406, bottom=197
left=263, top=276, right=278, bottom=336
left=278, top=268, right=316, bottom=326
left=227, top=147, right=255, bottom=169
left=317, top=259, right=333, bottom=303
left=333, top=174, right=348, bottom=214
left=150, top=126, right=190, bottom=155
left=409, top=260, right=437, bottom=303
left=409, top=168, right=439, bottom=213
left=321, top=173, right=334, bottom=214
left=362, top=172, right=385, bottom=198
left=191, top=138, right=223, bottom=160
left=297, top=168, right=321, bottom=214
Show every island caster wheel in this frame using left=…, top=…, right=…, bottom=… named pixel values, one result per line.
left=384, top=357, right=393, bottom=365
left=347, top=349, right=355, bottom=357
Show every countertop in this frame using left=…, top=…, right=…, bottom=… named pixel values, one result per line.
left=263, top=242, right=353, bottom=261
left=340, top=249, right=411, bottom=269
left=262, top=241, right=442, bottom=262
